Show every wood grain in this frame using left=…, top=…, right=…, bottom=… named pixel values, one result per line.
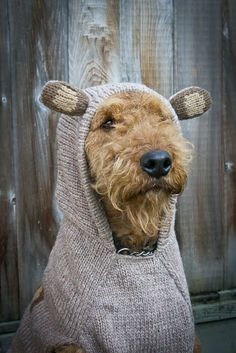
left=174, top=0, right=224, bottom=293
left=196, top=319, right=236, bottom=353
left=0, top=0, right=19, bottom=322
left=68, top=0, right=120, bottom=87
left=7, top=0, right=67, bottom=314
left=222, top=0, right=236, bottom=289
left=192, top=289, right=236, bottom=323
left=119, top=0, right=173, bottom=97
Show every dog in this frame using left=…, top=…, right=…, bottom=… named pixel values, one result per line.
left=85, top=91, right=191, bottom=253
left=8, top=82, right=211, bottom=353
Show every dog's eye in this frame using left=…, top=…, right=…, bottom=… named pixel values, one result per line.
left=101, top=117, right=115, bottom=130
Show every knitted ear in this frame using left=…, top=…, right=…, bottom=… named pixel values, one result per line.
left=169, top=87, right=212, bottom=120
left=40, top=81, right=89, bottom=116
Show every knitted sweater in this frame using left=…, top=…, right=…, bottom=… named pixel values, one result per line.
left=9, top=83, right=195, bottom=353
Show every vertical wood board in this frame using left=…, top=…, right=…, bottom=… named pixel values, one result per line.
left=222, top=0, right=236, bottom=289
left=0, top=0, right=19, bottom=322
left=119, top=0, right=173, bottom=97
left=8, top=0, right=68, bottom=314
left=174, top=0, right=224, bottom=293
left=68, top=0, right=120, bottom=87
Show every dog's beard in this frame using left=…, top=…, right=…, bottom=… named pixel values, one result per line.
left=91, top=156, right=187, bottom=237
left=124, top=190, right=171, bottom=237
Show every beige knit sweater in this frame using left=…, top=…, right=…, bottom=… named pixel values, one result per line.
left=8, top=83, right=197, bottom=353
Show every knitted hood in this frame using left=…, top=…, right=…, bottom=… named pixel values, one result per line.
left=56, top=83, right=176, bottom=248
left=8, top=82, right=211, bottom=353
left=51, top=82, right=211, bottom=249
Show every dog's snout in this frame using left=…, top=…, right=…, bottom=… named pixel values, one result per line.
left=140, top=150, right=172, bottom=179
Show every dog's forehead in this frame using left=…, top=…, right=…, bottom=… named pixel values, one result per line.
left=95, top=91, right=173, bottom=116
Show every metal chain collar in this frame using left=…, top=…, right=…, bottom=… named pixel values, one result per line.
left=116, top=247, right=154, bottom=257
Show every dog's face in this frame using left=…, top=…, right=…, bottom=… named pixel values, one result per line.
left=40, top=81, right=211, bottom=241
left=86, top=92, right=192, bottom=199
left=85, top=92, right=192, bottom=236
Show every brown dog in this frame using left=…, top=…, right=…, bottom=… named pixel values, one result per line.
left=10, top=82, right=211, bottom=353
left=54, top=91, right=200, bottom=353
left=85, top=91, right=191, bottom=252
left=52, top=92, right=200, bottom=352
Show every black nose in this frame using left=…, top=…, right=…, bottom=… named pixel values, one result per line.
left=140, top=150, right=172, bottom=179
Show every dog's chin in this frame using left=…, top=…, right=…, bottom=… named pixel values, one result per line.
left=136, top=179, right=185, bottom=198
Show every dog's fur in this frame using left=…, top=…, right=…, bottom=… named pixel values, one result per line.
left=85, top=92, right=192, bottom=251
left=43, top=91, right=200, bottom=353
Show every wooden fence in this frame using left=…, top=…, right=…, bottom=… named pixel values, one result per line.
left=0, top=0, right=236, bottom=351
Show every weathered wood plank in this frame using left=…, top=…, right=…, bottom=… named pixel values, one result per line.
left=119, top=0, right=174, bottom=97
left=0, top=0, right=19, bottom=322
left=0, top=322, right=19, bottom=352
left=0, top=321, right=19, bottom=335
left=0, top=333, right=15, bottom=353
left=192, top=289, right=236, bottom=323
left=8, top=0, right=68, bottom=315
left=222, top=0, right=236, bottom=289
left=68, top=0, right=120, bottom=87
left=174, top=0, right=224, bottom=293
left=196, top=319, right=236, bottom=353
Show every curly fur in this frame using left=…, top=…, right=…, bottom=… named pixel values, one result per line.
left=85, top=92, right=193, bottom=250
